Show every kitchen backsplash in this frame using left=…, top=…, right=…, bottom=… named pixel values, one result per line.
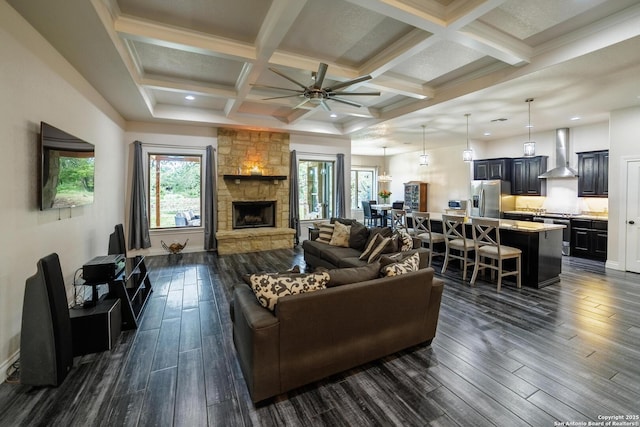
left=514, top=195, right=608, bottom=215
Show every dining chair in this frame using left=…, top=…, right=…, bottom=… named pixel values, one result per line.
left=411, top=212, right=445, bottom=267
left=441, top=214, right=475, bottom=281
left=470, top=217, right=522, bottom=292
left=390, top=209, right=408, bottom=231
left=361, top=201, right=382, bottom=227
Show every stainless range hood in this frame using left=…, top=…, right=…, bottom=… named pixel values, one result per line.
left=538, top=128, right=579, bottom=179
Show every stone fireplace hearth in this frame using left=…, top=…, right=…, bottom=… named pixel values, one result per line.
left=216, top=129, right=295, bottom=254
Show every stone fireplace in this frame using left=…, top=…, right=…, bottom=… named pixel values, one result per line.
left=232, top=201, right=276, bottom=229
left=216, top=128, right=295, bottom=254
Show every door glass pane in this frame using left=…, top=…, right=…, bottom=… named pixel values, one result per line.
left=351, top=169, right=374, bottom=209
left=148, top=154, right=202, bottom=229
left=298, top=160, right=334, bottom=220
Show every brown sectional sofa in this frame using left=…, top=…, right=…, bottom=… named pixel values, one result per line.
left=231, top=267, right=444, bottom=402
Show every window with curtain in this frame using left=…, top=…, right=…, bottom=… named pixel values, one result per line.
left=350, top=168, right=375, bottom=210
left=298, top=159, right=334, bottom=220
left=147, top=152, right=203, bottom=229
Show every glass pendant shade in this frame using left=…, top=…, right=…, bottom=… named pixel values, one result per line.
left=523, top=141, right=536, bottom=156
left=378, top=146, right=392, bottom=182
left=419, top=125, right=429, bottom=166
left=524, top=98, right=535, bottom=157
left=462, top=113, right=473, bottom=162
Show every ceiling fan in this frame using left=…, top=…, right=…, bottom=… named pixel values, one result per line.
left=255, top=62, right=380, bottom=111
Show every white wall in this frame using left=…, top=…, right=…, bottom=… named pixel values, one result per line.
left=125, top=122, right=217, bottom=257
left=0, top=3, right=125, bottom=374
left=608, top=106, right=640, bottom=270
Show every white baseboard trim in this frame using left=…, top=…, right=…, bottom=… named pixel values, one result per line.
left=1, top=350, right=20, bottom=381
left=605, top=260, right=621, bottom=271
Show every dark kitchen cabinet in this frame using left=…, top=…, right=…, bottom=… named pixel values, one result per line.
left=571, top=219, right=607, bottom=260
left=511, top=156, right=548, bottom=196
left=578, top=150, right=608, bottom=197
left=473, top=158, right=512, bottom=181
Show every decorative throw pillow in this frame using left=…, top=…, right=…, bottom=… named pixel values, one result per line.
left=364, top=227, right=393, bottom=249
left=317, top=223, right=335, bottom=243
left=242, top=265, right=301, bottom=285
left=367, top=236, right=394, bottom=263
left=349, top=221, right=369, bottom=251
left=329, top=221, right=351, bottom=247
left=249, top=272, right=329, bottom=311
left=396, top=229, right=414, bottom=251
left=360, top=233, right=385, bottom=260
left=380, top=252, right=420, bottom=277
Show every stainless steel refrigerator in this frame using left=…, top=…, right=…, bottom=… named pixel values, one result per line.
left=470, top=180, right=514, bottom=218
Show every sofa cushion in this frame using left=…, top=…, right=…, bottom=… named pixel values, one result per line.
left=329, top=221, right=351, bottom=247
left=359, top=233, right=384, bottom=261
left=348, top=221, right=369, bottom=251
left=380, top=252, right=420, bottom=277
left=317, top=223, right=335, bottom=243
left=321, top=246, right=362, bottom=266
left=396, top=229, right=414, bottom=252
left=322, top=262, right=381, bottom=287
left=249, top=272, right=330, bottom=311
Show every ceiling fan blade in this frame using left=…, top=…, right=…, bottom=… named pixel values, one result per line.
left=293, top=98, right=311, bottom=109
left=313, top=63, right=328, bottom=90
left=329, top=96, right=363, bottom=108
left=320, top=100, right=331, bottom=111
left=262, top=94, right=303, bottom=100
left=327, top=74, right=373, bottom=91
left=330, top=91, right=381, bottom=96
left=252, top=84, right=302, bottom=93
left=269, top=67, right=308, bottom=90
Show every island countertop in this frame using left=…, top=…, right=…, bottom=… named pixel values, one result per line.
left=426, top=213, right=566, bottom=232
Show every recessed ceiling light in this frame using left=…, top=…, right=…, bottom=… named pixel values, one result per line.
left=570, top=116, right=581, bottom=121
left=483, top=132, right=491, bottom=136
left=526, top=124, right=533, bottom=128
left=330, top=113, right=337, bottom=118
left=185, top=95, right=195, bottom=101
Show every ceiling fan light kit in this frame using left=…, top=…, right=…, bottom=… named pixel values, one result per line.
left=257, top=62, right=380, bottom=111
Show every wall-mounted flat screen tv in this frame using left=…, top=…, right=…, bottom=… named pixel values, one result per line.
left=39, top=122, right=95, bottom=210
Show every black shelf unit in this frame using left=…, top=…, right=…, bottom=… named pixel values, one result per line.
left=109, top=255, right=152, bottom=330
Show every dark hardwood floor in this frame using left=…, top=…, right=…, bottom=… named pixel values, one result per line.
left=1, top=249, right=639, bottom=426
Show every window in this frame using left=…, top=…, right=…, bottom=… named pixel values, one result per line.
left=351, top=168, right=375, bottom=210
left=148, top=153, right=202, bottom=229
left=298, top=159, right=334, bottom=220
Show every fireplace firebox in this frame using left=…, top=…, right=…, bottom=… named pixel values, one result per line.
left=232, top=201, right=276, bottom=229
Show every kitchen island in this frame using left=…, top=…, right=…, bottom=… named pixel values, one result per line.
left=428, top=213, right=565, bottom=288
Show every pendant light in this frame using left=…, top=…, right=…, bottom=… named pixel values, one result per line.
left=419, top=125, right=429, bottom=166
left=462, top=113, right=473, bottom=162
left=523, top=98, right=536, bottom=156
left=378, top=146, right=392, bottom=182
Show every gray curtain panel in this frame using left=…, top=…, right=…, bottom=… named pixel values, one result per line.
left=129, top=141, right=151, bottom=249
left=289, top=150, right=300, bottom=245
left=204, top=145, right=217, bottom=251
left=336, top=153, right=346, bottom=218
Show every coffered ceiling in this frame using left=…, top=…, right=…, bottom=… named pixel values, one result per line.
left=8, top=0, right=640, bottom=155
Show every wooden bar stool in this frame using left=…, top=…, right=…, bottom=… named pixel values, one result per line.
left=470, top=217, right=522, bottom=291
left=411, top=211, right=445, bottom=267
left=441, top=214, right=475, bottom=281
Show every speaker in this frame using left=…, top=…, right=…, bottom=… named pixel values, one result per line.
left=20, top=253, right=73, bottom=386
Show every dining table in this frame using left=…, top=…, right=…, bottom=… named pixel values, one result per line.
left=370, top=203, right=392, bottom=227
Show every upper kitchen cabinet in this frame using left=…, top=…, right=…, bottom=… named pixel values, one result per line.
left=511, top=156, right=548, bottom=196
left=473, top=158, right=512, bottom=181
left=578, top=150, right=608, bottom=197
